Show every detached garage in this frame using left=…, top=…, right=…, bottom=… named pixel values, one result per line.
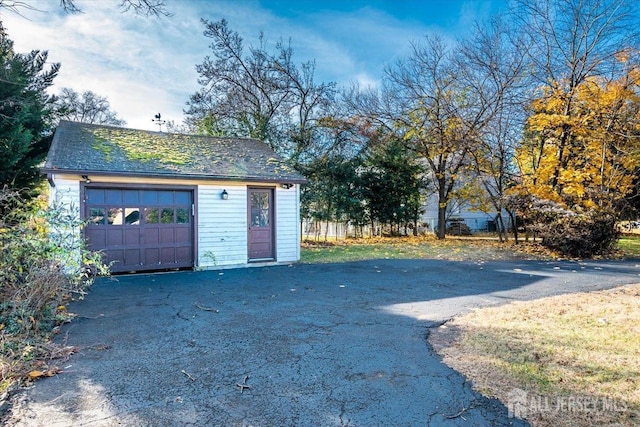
left=43, top=121, right=306, bottom=273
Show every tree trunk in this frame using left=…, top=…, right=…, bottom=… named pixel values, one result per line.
left=507, top=210, right=518, bottom=244
left=497, top=212, right=508, bottom=242
left=436, top=177, right=448, bottom=239
left=436, top=204, right=447, bottom=239
left=494, top=213, right=503, bottom=243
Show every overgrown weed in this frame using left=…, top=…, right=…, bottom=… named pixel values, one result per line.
left=0, top=188, right=108, bottom=409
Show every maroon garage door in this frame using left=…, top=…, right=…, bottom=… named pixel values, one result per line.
left=84, top=187, right=194, bottom=273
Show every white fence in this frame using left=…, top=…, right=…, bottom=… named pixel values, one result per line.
left=301, top=215, right=511, bottom=240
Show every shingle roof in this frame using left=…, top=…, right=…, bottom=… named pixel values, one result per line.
left=42, top=121, right=306, bottom=183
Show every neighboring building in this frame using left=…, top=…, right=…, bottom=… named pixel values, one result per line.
left=42, top=121, right=306, bottom=273
left=419, top=193, right=504, bottom=233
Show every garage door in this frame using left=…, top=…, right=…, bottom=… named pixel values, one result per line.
left=84, top=187, right=194, bottom=273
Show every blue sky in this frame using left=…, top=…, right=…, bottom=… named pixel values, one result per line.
left=2, top=0, right=504, bottom=130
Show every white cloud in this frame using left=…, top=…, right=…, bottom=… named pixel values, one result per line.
left=353, top=73, right=380, bottom=91
left=2, top=1, right=206, bottom=130
left=1, top=0, right=488, bottom=131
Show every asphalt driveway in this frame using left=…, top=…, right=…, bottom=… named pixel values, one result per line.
left=7, top=258, right=640, bottom=426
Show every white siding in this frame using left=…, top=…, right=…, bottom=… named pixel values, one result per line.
left=197, top=184, right=248, bottom=268
left=198, top=184, right=301, bottom=268
left=49, top=175, right=80, bottom=212
left=276, top=185, right=300, bottom=263
left=48, top=175, right=82, bottom=272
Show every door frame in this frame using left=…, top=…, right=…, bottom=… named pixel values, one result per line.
left=247, top=186, right=276, bottom=262
left=80, top=181, right=198, bottom=272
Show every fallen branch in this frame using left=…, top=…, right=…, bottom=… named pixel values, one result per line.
left=194, top=303, right=219, bottom=313
left=181, top=369, right=196, bottom=382
left=236, top=375, right=251, bottom=393
left=443, top=403, right=469, bottom=420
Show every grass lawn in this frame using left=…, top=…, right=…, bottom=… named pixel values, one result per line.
left=300, top=236, right=550, bottom=263
left=301, top=234, right=640, bottom=264
left=618, top=234, right=640, bottom=257
left=429, top=284, right=640, bottom=427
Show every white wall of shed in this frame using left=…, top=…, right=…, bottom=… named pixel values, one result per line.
left=47, top=175, right=83, bottom=273
left=197, top=184, right=248, bottom=268
left=197, top=183, right=301, bottom=269
left=275, top=184, right=301, bottom=263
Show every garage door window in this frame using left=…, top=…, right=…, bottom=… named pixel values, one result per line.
left=89, top=208, right=105, bottom=224
left=124, top=208, right=140, bottom=225
left=176, top=208, right=190, bottom=224
left=161, top=208, right=174, bottom=223
left=108, top=208, right=121, bottom=225
left=144, top=208, right=159, bottom=224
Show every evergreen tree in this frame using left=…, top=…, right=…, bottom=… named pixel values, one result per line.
left=0, top=24, right=59, bottom=192
left=361, top=138, right=425, bottom=234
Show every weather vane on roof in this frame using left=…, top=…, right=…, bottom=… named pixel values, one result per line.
left=152, top=113, right=166, bottom=132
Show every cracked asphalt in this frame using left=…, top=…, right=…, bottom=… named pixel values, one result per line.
left=7, top=258, right=640, bottom=426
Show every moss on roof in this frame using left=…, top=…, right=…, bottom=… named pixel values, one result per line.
left=43, top=121, right=306, bottom=183
left=91, top=128, right=190, bottom=165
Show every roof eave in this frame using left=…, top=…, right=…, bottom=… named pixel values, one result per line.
left=40, top=167, right=308, bottom=184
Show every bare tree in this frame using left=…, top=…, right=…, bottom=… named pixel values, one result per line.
left=186, top=18, right=335, bottom=159
left=383, top=35, right=495, bottom=239
left=54, top=88, right=126, bottom=126
left=458, top=17, right=531, bottom=242
left=0, top=1, right=37, bottom=16
left=272, top=57, right=336, bottom=164
left=186, top=19, right=295, bottom=152
left=0, top=0, right=170, bottom=16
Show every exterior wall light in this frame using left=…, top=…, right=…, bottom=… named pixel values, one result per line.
left=221, top=189, right=229, bottom=200
left=282, top=183, right=294, bottom=189
left=81, top=175, right=91, bottom=183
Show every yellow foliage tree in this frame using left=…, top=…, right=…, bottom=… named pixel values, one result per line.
left=516, top=58, right=640, bottom=211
